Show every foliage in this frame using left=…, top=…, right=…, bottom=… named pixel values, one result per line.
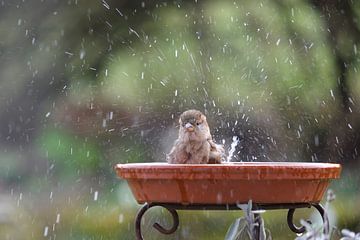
left=340, top=229, right=360, bottom=240
left=38, top=128, right=102, bottom=177
left=225, top=200, right=271, bottom=240
left=225, top=190, right=360, bottom=240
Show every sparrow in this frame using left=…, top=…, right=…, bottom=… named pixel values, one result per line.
left=167, top=109, right=225, bottom=164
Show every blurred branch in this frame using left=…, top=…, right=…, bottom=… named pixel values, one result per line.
left=311, top=0, right=360, bottom=111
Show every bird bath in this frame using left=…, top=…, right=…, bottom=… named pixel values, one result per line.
left=115, top=162, right=341, bottom=239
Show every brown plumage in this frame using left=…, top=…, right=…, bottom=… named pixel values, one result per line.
left=167, top=109, right=225, bottom=164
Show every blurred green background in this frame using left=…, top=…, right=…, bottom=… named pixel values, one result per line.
left=0, top=0, right=360, bottom=239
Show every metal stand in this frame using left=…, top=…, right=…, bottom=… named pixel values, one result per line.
left=135, top=202, right=325, bottom=240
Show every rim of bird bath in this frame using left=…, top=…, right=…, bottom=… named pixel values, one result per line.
left=114, top=162, right=341, bottom=239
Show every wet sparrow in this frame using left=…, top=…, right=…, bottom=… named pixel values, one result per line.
left=167, top=109, right=225, bottom=164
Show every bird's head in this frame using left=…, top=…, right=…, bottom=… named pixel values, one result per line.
left=179, top=109, right=210, bottom=141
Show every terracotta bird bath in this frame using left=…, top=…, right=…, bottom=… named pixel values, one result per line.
left=115, top=162, right=341, bottom=239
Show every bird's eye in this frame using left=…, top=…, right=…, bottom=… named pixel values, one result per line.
left=196, top=122, right=201, bottom=126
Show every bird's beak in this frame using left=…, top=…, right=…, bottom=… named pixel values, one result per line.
left=185, top=122, right=194, bottom=132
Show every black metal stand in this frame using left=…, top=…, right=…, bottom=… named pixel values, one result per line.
left=135, top=202, right=325, bottom=240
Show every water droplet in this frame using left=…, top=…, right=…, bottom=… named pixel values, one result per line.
left=119, top=214, right=124, bottom=223
left=80, top=49, right=86, bottom=59
left=102, top=0, right=110, bottom=9
left=43, top=226, right=49, bottom=237
left=330, top=89, right=335, bottom=100
left=314, top=135, right=319, bottom=146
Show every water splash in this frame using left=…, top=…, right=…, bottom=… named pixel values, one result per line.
left=43, top=226, right=49, bottom=237
left=226, top=136, right=240, bottom=162
left=94, top=191, right=99, bottom=201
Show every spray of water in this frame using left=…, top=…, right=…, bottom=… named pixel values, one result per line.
left=226, top=136, right=240, bottom=162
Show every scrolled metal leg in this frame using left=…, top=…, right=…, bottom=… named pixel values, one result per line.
left=153, top=207, right=179, bottom=234
left=135, top=203, right=151, bottom=240
left=312, top=204, right=325, bottom=221
left=313, top=204, right=327, bottom=233
left=287, top=204, right=325, bottom=234
left=287, top=208, right=307, bottom=234
left=135, top=203, right=179, bottom=240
